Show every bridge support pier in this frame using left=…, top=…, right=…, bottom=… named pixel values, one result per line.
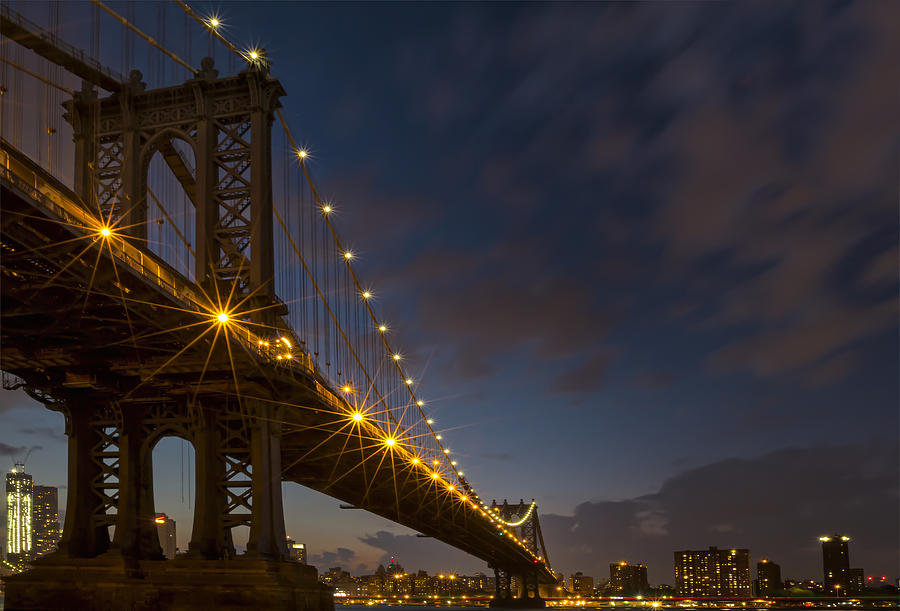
left=490, top=568, right=545, bottom=608
left=56, top=401, right=112, bottom=558
left=4, top=397, right=332, bottom=611
left=245, top=404, right=288, bottom=559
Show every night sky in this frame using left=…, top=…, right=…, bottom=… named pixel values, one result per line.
left=1, top=0, right=898, bottom=585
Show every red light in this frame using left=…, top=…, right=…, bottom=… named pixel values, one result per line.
left=867, top=577, right=874, bottom=581
left=154, top=515, right=166, bottom=525
left=881, top=576, right=887, bottom=580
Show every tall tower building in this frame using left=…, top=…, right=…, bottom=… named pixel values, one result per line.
left=756, top=559, right=782, bottom=596
left=674, top=547, right=751, bottom=597
left=32, top=485, right=60, bottom=558
left=6, top=463, right=33, bottom=569
left=609, top=562, right=649, bottom=595
left=154, top=513, right=176, bottom=559
left=820, top=535, right=850, bottom=595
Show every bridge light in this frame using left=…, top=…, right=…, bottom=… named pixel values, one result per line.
left=443, top=448, right=450, bottom=454
left=216, top=312, right=230, bottom=323
left=384, top=438, right=396, bottom=447
left=457, top=471, right=463, bottom=476
left=446, top=484, right=454, bottom=491
left=450, top=460, right=456, bottom=465
left=322, top=204, right=332, bottom=214
left=432, top=459, right=439, bottom=465
left=249, top=49, right=260, bottom=60
left=435, top=435, right=442, bottom=440
left=297, top=149, right=308, bottom=160
left=431, top=472, right=439, bottom=479
left=411, top=457, right=420, bottom=464
left=352, top=412, right=364, bottom=422
left=342, top=385, right=352, bottom=393
left=99, top=227, right=112, bottom=237
left=280, top=337, right=291, bottom=348
left=344, top=251, right=354, bottom=260
left=362, top=291, right=372, bottom=299
left=206, top=16, right=220, bottom=29
left=416, top=400, right=424, bottom=407
left=405, top=378, right=413, bottom=385
left=426, top=418, right=434, bottom=424
left=379, top=325, right=387, bottom=333
left=392, top=353, right=401, bottom=361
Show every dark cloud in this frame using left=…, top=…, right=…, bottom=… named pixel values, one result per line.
left=541, top=439, right=899, bottom=584
left=359, top=530, right=481, bottom=574
left=0, top=442, right=26, bottom=458
left=632, top=372, right=676, bottom=391
left=381, top=0, right=899, bottom=389
left=552, top=352, right=616, bottom=394
left=18, top=425, right=66, bottom=442
left=308, top=547, right=370, bottom=574
left=0, top=443, right=41, bottom=461
left=411, top=246, right=620, bottom=381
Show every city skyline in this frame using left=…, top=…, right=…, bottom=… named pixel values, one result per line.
left=1, top=0, right=898, bottom=595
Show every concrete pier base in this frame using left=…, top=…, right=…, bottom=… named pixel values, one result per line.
left=3, top=553, right=334, bottom=611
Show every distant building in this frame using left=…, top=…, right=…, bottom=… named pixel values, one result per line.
left=609, top=562, right=648, bottom=596
left=6, top=464, right=32, bottom=569
left=413, top=570, right=432, bottom=595
left=569, top=572, right=594, bottom=597
left=367, top=564, right=386, bottom=596
left=322, top=567, right=363, bottom=597
left=154, top=513, right=176, bottom=559
left=820, top=535, right=851, bottom=595
left=756, top=559, right=781, bottom=596
left=847, top=568, right=864, bottom=595
left=32, top=485, right=60, bottom=558
left=285, top=538, right=307, bottom=563
left=674, top=547, right=751, bottom=597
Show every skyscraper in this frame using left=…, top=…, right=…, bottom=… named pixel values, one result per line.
left=32, top=485, right=60, bottom=558
left=609, top=562, right=649, bottom=596
left=154, top=513, right=176, bottom=559
left=756, top=559, right=782, bottom=596
left=820, top=535, right=850, bottom=595
left=674, top=547, right=752, bottom=597
left=6, top=463, right=33, bottom=569
left=286, top=537, right=307, bottom=563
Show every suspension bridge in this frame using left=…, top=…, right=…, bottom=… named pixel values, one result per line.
left=0, top=2, right=554, bottom=609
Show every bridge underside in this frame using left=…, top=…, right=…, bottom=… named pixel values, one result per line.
left=1, top=143, right=553, bottom=598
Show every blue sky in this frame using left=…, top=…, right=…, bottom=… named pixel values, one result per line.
left=1, top=0, right=898, bottom=585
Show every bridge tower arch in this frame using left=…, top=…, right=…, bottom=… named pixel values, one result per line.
left=489, top=498, right=550, bottom=608
left=63, top=56, right=285, bottom=321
